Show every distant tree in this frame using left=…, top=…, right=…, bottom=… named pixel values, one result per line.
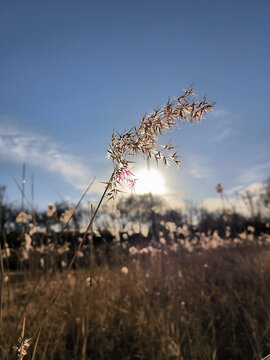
left=0, top=186, right=21, bottom=233
left=116, top=194, right=166, bottom=223
left=0, top=185, right=5, bottom=233
left=184, top=200, right=199, bottom=225
left=37, top=200, right=83, bottom=233
left=197, top=208, right=219, bottom=234
left=163, top=209, right=183, bottom=226
left=242, top=190, right=256, bottom=219
left=260, top=177, right=270, bottom=212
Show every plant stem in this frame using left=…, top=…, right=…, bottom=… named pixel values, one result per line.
left=0, top=240, right=4, bottom=333
left=31, top=173, right=114, bottom=359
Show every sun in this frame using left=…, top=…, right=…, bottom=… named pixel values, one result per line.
left=135, top=168, right=166, bottom=195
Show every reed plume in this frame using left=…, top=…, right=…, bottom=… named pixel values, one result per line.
left=106, top=86, right=214, bottom=199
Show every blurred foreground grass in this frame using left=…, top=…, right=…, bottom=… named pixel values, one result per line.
left=1, top=245, right=270, bottom=360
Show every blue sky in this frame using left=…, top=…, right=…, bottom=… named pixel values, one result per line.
left=0, top=0, right=269, bottom=210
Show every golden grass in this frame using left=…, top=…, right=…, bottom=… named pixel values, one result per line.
left=1, top=244, right=270, bottom=359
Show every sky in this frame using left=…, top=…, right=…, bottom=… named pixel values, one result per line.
left=0, top=0, right=270, bottom=211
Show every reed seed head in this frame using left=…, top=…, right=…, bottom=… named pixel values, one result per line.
left=216, top=183, right=223, bottom=194
left=13, top=337, right=31, bottom=359
left=106, top=86, right=215, bottom=199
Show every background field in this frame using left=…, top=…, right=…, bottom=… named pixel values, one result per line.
left=1, top=191, right=270, bottom=359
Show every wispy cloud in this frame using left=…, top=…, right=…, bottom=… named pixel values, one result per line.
left=201, top=181, right=268, bottom=216
left=200, top=197, right=224, bottom=212
left=200, top=196, right=251, bottom=216
left=237, top=162, right=270, bottom=184
left=0, top=123, right=92, bottom=189
left=213, top=127, right=234, bottom=142
left=225, top=184, right=245, bottom=196
left=238, top=182, right=265, bottom=196
left=208, top=107, right=235, bottom=142
left=183, top=154, right=212, bottom=179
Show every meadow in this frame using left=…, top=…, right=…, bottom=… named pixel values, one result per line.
left=1, top=87, right=270, bottom=359
left=1, top=199, right=270, bottom=359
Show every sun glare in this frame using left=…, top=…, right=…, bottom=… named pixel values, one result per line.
left=135, top=168, right=166, bottom=195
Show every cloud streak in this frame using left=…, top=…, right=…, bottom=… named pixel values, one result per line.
left=208, top=108, right=235, bottom=143
left=213, top=127, right=234, bottom=142
left=0, top=123, right=92, bottom=189
left=201, top=181, right=268, bottom=216
left=237, top=162, right=270, bottom=184
left=183, top=154, right=212, bottom=179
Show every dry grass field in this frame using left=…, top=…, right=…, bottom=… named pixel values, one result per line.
left=1, top=243, right=270, bottom=360
left=1, top=88, right=269, bottom=359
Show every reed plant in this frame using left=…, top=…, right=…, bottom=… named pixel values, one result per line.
left=11, top=86, right=212, bottom=358
left=1, top=245, right=270, bottom=359
left=2, top=85, right=269, bottom=359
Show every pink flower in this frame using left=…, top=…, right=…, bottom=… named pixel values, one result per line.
left=117, top=170, right=125, bottom=183
left=117, top=167, right=136, bottom=191
left=118, top=168, right=134, bottom=181
left=128, top=178, right=137, bottom=190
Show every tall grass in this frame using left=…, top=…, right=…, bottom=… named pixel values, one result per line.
left=3, top=86, right=270, bottom=359
left=9, top=85, right=213, bottom=357
left=1, top=245, right=270, bottom=359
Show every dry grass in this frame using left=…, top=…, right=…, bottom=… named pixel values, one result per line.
left=2, top=87, right=269, bottom=359
left=0, top=86, right=215, bottom=359
left=1, top=245, right=270, bottom=359
left=106, top=86, right=214, bottom=199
